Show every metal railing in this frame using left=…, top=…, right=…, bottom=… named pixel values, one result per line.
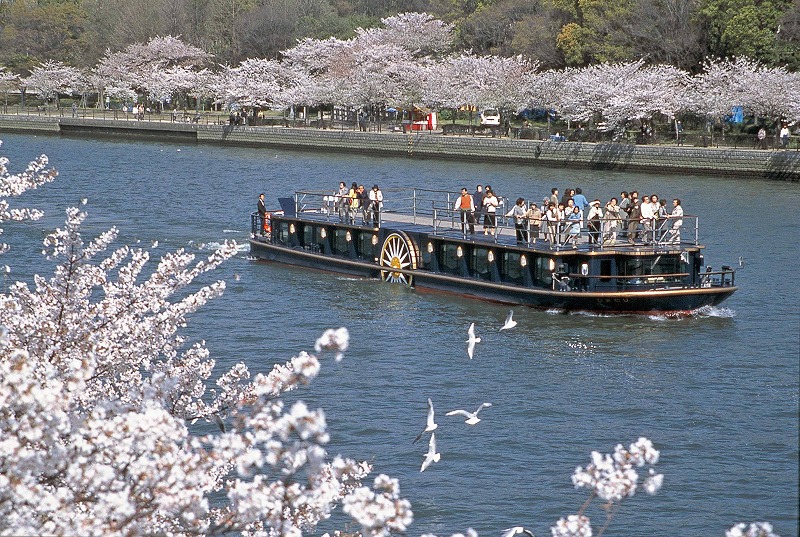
left=285, top=188, right=701, bottom=251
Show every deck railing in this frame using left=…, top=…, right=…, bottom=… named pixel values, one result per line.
left=287, top=188, right=700, bottom=250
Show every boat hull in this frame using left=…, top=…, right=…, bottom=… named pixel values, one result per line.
left=250, top=238, right=736, bottom=314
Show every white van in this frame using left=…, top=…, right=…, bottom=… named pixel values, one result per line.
left=480, top=109, right=501, bottom=126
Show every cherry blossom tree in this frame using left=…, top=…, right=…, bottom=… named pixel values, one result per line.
left=0, top=144, right=412, bottom=536
left=363, top=12, right=455, bottom=57
left=23, top=60, right=82, bottom=109
left=557, top=61, right=645, bottom=131
left=94, top=36, right=213, bottom=107
left=684, top=57, right=753, bottom=143
left=0, top=68, right=19, bottom=111
left=729, top=61, right=800, bottom=132
left=0, top=141, right=57, bottom=253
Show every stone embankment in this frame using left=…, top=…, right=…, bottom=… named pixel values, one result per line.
left=1, top=115, right=797, bottom=181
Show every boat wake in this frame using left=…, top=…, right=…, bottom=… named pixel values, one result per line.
left=647, top=305, right=736, bottom=321
left=690, top=305, right=736, bottom=318
left=222, top=229, right=242, bottom=234
left=195, top=240, right=248, bottom=253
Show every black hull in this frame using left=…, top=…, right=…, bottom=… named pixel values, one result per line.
left=250, top=239, right=736, bottom=314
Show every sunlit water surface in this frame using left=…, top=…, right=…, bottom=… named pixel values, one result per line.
left=2, top=133, right=798, bottom=536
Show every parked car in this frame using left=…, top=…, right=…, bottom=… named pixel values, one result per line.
left=480, top=109, right=501, bottom=126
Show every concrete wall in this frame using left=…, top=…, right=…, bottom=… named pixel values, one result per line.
left=1, top=116, right=797, bottom=181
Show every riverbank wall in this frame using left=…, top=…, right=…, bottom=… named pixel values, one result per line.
left=1, top=115, right=797, bottom=181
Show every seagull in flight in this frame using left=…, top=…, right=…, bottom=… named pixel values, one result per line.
left=420, top=431, right=440, bottom=472
left=502, top=527, right=535, bottom=537
left=412, top=398, right=438, bottom=444
left=500, top=309, right=517, bottom=331
left=446, top=402, right=492, bottom=425
left=466, top=322, right=481, bottom=359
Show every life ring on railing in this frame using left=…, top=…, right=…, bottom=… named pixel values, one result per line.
left=262, top=212, right=272, bottom=234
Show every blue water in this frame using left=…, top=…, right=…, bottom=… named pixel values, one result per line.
left=2, top=133, right=799, bottom=536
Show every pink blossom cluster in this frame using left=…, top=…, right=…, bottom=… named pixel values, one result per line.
left=571, top=437, right=663, bottom=502
left=551, top=514, right=593, bottom=537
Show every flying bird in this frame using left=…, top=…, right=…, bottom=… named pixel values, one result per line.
left=502, top=527, right=535, bottom=537
left=212, top=413, right=226, bottom=433
left=466, top=322, right=481, bottom=359
left=500, top=309, right=517, bottom=330
left=412, top=397, right=438, bottom=444
left=446, top=402, right=492, bottom=425
left=420, top=432, right=440, bottom=472
left=738, top=256, right=744, bottom=267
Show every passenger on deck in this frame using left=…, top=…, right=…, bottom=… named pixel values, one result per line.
left=627, top=199, right=641, bottom=243
left=506, top=198, right=528, bottom=244
left=603, top=198, right=621, bottom=245
left=482, top=187, right=499, bottom=236
left=618, top=191, right=631, bottom=240
left=565, top=206, right=582, bottom=248
left=472, top=185, right=484, bottom=226
left=545, top=202, right=559, bottom=245
left=367, top=184, right=383, bottom=228
left=549, top=188, right=559, bottom=207
left=335, top=181, right=349, bottom=222
left=358, top=185, right=370, bottom=225
left=572, top=188, right=589, bottom=215
left=526, top=202, right=541, bottom=244
left=640, top=195, right=654, bottom=244
left=561, top=188, right=574, bottom=207
left=565, top=198, right=582, bottom=221
left=665, top=199, right=683, bottom=244
left=587, top=199, right=603, bottom=245
left=257, top=193, right=267, bottom=235
left=347, top=182, right=358, bottom=224
left=656, top=198, right=669, bottom=240
left=455, top=187, right=476, bottom=235
left=650, top=195, right=662, bottom=231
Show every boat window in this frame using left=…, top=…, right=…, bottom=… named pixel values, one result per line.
left=439, top=244, right=459, bottom=275
left=533, top=256, right=553, bottom=286
left=334, top=229, right=349, bottom=255
left=650, top=256, right=680, bottom=275
left=359, top=233, right=377, bottom=261
left=276, top=222, right=289, bottom=245
left=470, top=248, right=492, bottom=280
left=600, top=259, right=612, bottom=282
left=501, top=252, right=524, bottom=284
left=421, top=242, right=434, bottom=268
left=303, top=225, right=314, bottom=248
left=621, top=256, right=680, bottom=276
left=620, top=258, right=644, bottom=276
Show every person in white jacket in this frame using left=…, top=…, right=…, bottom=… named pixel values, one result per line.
left=482, top=188, right=499, bottom=236
left=367, top=184, right=383, bottom=228
left=665, top=199, right=684, bottom=244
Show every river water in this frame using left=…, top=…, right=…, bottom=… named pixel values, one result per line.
left=2, top=133, right=798, bottom=536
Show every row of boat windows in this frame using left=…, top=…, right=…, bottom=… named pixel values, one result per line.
left=274, top=221, right=687, bottom=285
